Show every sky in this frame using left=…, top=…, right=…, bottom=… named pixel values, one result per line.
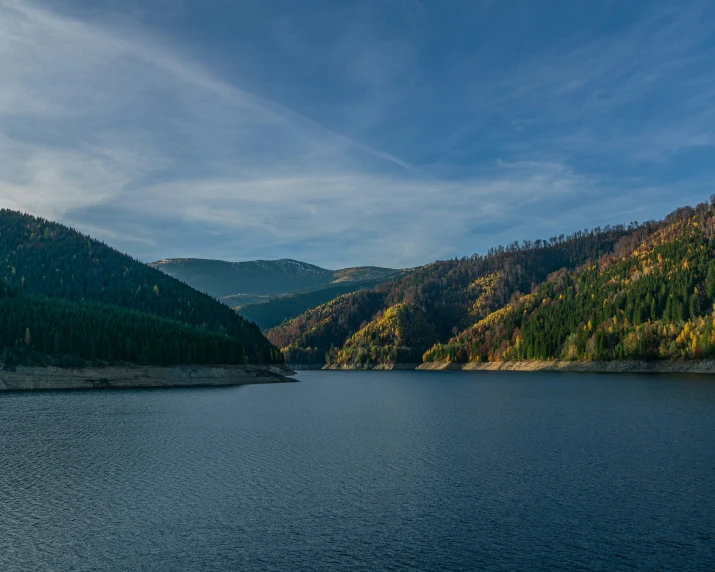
left=1, top=0, right=714, bottom=269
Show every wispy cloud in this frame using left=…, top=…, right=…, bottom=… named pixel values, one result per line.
left=0, top=1, right=412, bottom=218
left=0, top=0, right=712, bottom=268
left=67, top=161, right=688, bottom=268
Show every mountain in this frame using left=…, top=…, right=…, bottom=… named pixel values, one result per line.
left=13, top=199, right=713, bottom=370
left=0, top=210, right=281, bottom=366
left=423, top=202, right=715, bottom=364
left=149, top=258, right=401, bottom=307
left=271, top=199, right=715, bottom=369
left=267, top=225, right=633, bottom=366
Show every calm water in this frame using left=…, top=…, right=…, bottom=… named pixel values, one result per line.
left=1, top=371, right=714, bottom=571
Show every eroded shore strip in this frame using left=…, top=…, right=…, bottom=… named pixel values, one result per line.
left=292, top=363, right=420, bottom=371
left=417, top=360, right=715, bottom=373
left=288, top=360, right=715, bottom=373
left=0, top=364, right=296, bottom=391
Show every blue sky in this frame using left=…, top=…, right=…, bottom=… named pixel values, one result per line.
left=1, top=0, right=714, bottom=268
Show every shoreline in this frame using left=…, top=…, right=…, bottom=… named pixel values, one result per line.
left=0, top=364, right=296, bottom=392
left=417, top=360, right=715, bottom=373
left=290, top=363, right=420, bottom=371
left=287, top=360, right=715, bottom=374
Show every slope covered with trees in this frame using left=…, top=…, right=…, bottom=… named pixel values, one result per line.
left=0, top=210, right=281, bottom=366
left=268, top=290, right=388, bottom=364
left=330, top=303, right=436, bottom=366
left=424, top=202, right=715, bottom=364
left=0, top=286, right=248, bottom=367
left=237, top=277, right=405, bottom=330
left=267, top=224, right=633, bottom=366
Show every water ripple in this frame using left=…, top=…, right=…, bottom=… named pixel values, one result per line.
left=1, top=371, right=714, bottom=571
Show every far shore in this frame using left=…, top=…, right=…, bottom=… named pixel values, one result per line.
left=0, top=364, right=296, bottom=392
left=288, top=360, right=715, bottom=374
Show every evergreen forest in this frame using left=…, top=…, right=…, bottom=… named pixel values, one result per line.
left=0, top=210, right=281, bottom=367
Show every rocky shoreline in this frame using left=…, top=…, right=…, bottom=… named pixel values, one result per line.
left=287, top=360, right=715, bottom=374
left=0, top=364, right=296, bottom=392
left=417, top=360, right=715, bottom=373
left=289, top=363, right=420, bottom=370
left=324, top=362, right=420, bottom=371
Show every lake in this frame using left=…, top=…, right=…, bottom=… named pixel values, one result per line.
left=1, top=370, right=714, bottom=571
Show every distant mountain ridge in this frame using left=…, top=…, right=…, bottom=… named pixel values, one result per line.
left=150, top=257, right=402, bottom=308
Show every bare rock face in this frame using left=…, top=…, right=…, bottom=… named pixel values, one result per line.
left=0, top=365, right=296, bottom=392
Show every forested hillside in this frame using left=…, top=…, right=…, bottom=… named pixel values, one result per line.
left=267, top=223, right=633, bottom=366
left=424, top=201, right=715, bottom=364
left=237, top=275, right=409, bottom=330
left=268, top=290, right=388, bottom=364
left=332, top=303, right=436, bottom=365
left=0, top=286, right=248, bottom=367
left=13, top=200, right=713, bottom=370
left=0, top=210, right=281, bottom=366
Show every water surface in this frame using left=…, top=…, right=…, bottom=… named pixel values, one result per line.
left=1, top=371, right=714, bottom=571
